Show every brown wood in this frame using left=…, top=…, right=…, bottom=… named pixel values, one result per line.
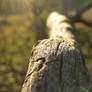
left=21, top=12, right=92, bottom=92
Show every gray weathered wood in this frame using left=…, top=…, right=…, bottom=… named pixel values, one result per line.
left=21, top=12, right=92, bottom=92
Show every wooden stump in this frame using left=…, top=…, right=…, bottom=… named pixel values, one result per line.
left=21, top=12, right=92, bottom=92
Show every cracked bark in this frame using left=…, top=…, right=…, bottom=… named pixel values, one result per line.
left=21, top=12, right=92, bottom=92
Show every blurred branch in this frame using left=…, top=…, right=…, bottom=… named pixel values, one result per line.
left=75, top=2, right=92, bottom=17
left=77, top=18, right=92, bottom=26
left=70, top=1, right=92, bottom=27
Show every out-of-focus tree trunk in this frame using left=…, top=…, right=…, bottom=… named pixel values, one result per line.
left=60, top=0, right=68, bottom=14
left=30, top=0, right=47, bottom=40
left=0, top=0, right=30, bottom=16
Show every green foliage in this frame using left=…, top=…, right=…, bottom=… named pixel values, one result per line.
left=74, top=86, right=89, bottom=92
left=83, top=0, right=92, bottom=4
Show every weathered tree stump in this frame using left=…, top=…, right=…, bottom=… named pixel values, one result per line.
left=21, top=12, right=92, bottom=92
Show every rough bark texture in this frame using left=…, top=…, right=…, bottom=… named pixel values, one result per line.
left=21, top=12, right=92, bottom=92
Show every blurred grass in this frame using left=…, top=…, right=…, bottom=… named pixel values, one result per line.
left=0, top=14, right=37, bottom=92
left=0, top=10, right=92, bottom=92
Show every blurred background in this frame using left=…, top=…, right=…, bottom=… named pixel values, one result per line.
left=0, top=0, right=92, bottom=92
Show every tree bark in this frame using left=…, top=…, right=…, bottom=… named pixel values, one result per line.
left=21, top=12, right=92, bottom=92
